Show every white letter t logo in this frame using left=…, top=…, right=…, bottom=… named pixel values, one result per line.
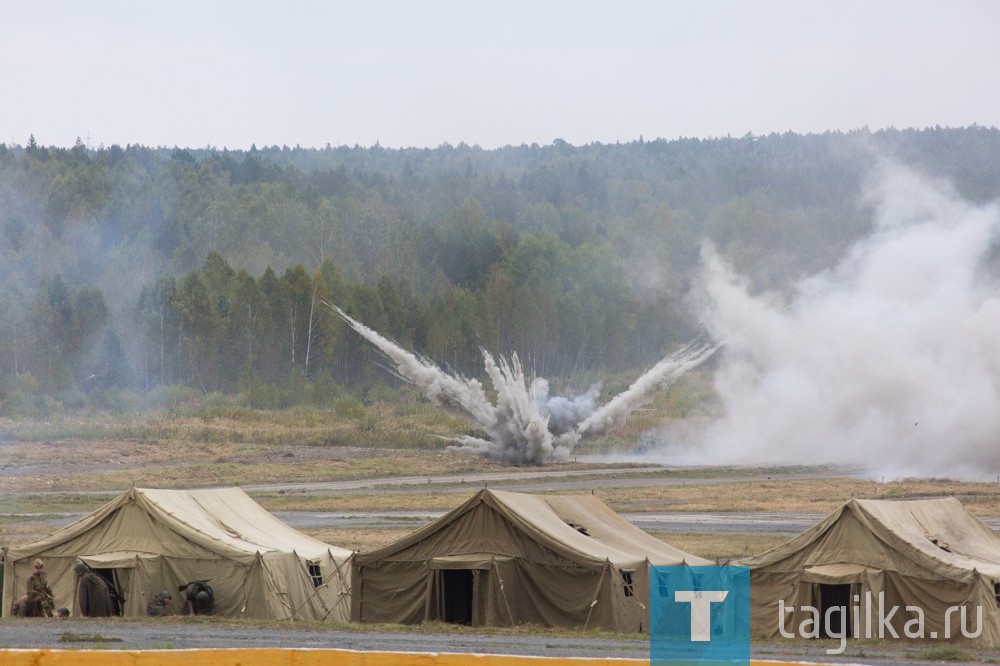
left=674, top=590, right=728, bottom=641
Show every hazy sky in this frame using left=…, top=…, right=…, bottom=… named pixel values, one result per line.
left=4, top=0, right=999, bottom=150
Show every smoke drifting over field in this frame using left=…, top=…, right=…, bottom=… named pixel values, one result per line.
left=671, top=163, right=1000, bottom=479
left=332, top=305, right=718, bottom=464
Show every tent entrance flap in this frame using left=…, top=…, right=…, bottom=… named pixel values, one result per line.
left=441, top=569, right=473, bottom=625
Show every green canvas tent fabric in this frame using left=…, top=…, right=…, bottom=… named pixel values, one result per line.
left=741, top=497, right=1000, bottom=645
left=352, top=488, right=712, bottom=632
left=1, top=486, right=352, bottom=621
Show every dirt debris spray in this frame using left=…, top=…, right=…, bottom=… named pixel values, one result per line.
left=329, top=304, right=719, bottom=464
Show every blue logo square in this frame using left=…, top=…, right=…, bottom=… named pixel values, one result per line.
left=650, top=565, right=750, bottom=665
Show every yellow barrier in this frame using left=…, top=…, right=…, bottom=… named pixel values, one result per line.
left=0, top=650, right=648, bottom=666
left=0, top=650, right=848, bottom=666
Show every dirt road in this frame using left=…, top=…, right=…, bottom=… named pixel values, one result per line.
left=0, top=617, right=650, bottom=659
left=2, top=617, right=991, bottom=664
left=238, top=461, right=854, bottom=495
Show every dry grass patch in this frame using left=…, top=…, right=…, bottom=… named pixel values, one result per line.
left=2, top=411, right=645, bottom=493
left=0, top=403, right=471, bottom=452
left=302, top=527, right=416, bottom=552
left=1, top=521, right=56, bottom=545
left=594, top=478, right=1000, bottom=515
left=296, top=528, right=785, bottom=561
left=259, top=492, right=476, bottom=512
left=651, top=532, right=788, bottom=562
left=58, top=632, right=124, bottom=643
left=54, top=456, right=454, bottom=492
left=0, top=438, right=532, bottom=493
left=266, top=475, right=1000, bottom=517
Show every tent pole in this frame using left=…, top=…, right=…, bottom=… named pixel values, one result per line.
left=325, top=550, right=353, bottom=619
left=290, top=551, right=333, bottom=620
left=240, top=554, right=263, bottom=617
left=318, top=558, right=353, bottom=621
left=491, top=557, right=515, bottom=626
left=584, top=562, right=610, bottom=631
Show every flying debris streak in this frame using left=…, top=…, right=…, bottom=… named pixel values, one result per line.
left=330, top=303, right=719, bottom=464
left=575, top=337, right=720, bottom=439
left=328, top=304, right=497, bottom=429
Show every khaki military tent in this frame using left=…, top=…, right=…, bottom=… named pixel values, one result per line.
left=742, top=497, right=1000, bottom=645
left=2, top=486, right=352, bottom=621
left=352, top=488, right=712, bottom=632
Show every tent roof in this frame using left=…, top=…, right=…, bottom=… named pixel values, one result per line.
left=741, top=497, right=1000, bottom=578
left=5, top=486, right=352, bottom=562
left=137, top=487, right=353, bottom=559
left=357, top=488, right=711, bottom=567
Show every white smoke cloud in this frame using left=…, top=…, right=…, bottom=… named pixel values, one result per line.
left=675, top=162, right=1000, bottom=479
left=331, top=304, right=718, bottom=464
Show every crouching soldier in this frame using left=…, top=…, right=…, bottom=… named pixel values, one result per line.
left=147, top=590, right=173, bottom=616
left=11, top=593, right=44, bottom=617
left=180, top=580, right=214, bottom=615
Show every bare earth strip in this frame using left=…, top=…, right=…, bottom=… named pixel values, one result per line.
left=5, top=437, right=1000, bottom=662
left=1, top=617, right=998, bottom=664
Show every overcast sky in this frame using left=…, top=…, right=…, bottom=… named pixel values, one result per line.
left=4, top=0, right=999, bottom=150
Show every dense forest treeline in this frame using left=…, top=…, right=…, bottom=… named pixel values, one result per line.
left=1, top=126, right=998, bottom=415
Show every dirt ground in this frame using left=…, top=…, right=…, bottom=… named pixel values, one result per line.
left=3, top=436, right=1000, bottom=663
left=2, top=617, right=997, bottom=664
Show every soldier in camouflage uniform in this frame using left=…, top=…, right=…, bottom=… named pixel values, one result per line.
left=146, top=590, right=173, bottom=616
left=11, top=593, right=43, bottom=617
left=26, top=559, right=54, bottom=617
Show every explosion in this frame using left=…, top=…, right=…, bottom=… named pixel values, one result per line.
left=331, top=305, right=718, bottom=464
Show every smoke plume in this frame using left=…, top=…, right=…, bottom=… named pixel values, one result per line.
left=676, top=162, right=1000, bottom=479
left=331, top=305, right=718, bottom=464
